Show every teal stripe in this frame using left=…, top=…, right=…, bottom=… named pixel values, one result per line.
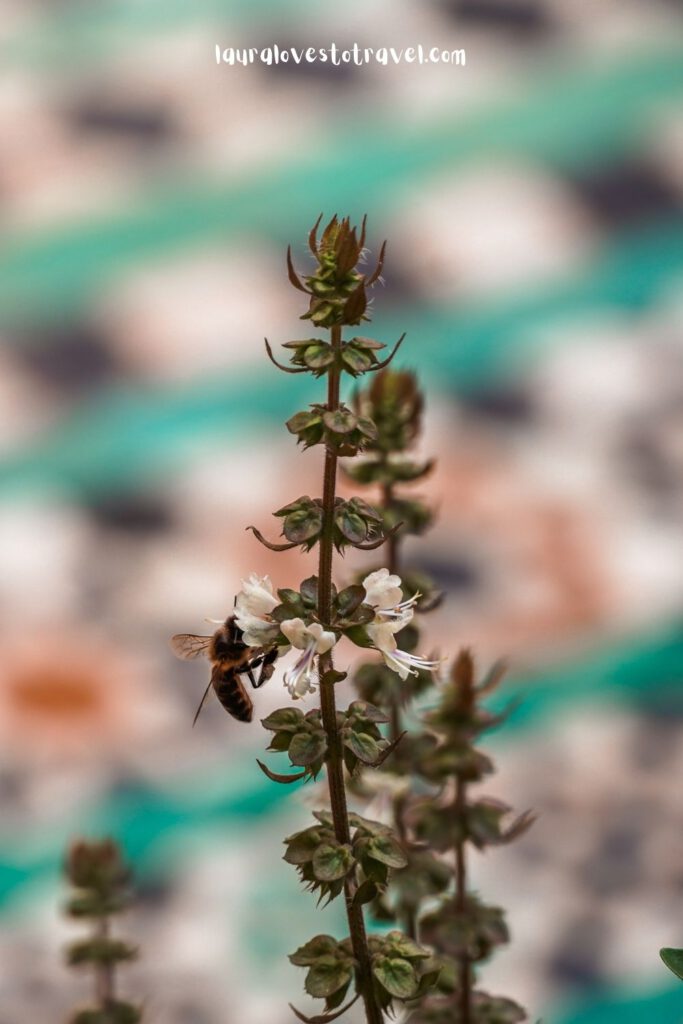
left=1, top=624, right=681, bottom=1023
left=5, top=0, right=314, bottom=69
left=0, top=769, right=291, bottom=912
left=1, top=49, right=682, bottom=329
left=1, top=621, right=681, bottom=912
left=553, top=982, right=683, bottom=1024
left=500, top=622, right=683, bottom=732
left=385, top=216, right=683, bottom=391
left=2, top=218, right=682, bottom=498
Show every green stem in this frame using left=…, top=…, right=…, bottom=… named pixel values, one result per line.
left=318, top=324, right=384, bottom=1024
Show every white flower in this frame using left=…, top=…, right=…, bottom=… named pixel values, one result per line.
left=234, top=573, right=280, bottom=646
left=363, top=568, right=403, bottom=611
left=362, top=567, right=420, bottom=632
left=238, top=573, right=279, bottom=616
left=367, top=621, right=440, bottom=682
left=280, top=618, right=337, bottom=700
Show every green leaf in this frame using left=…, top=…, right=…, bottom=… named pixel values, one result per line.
left=289, top=731, right=327, bottom=767
left=352, top=878, right=378, bottom=908
left=284, top=509, right=323, bottom=544
left=323, top=408, right=357, bottom=435
left=357, top=416, right=378, bottom=440
left=383, top=931, right=431, bottom=960
left=343, top=625, right=373, bottom=648
left=335, top=585, right=365, bottom=616
left=67, top=938, right=137, bottom=966
left=467, top=799, right=509, bottom=848
left=72, top=1003, right=141, bottom=1024
left=313, top=809, right=335, bottom=829
left=335, top=510, right=367, bottom=544
left=274, top=495, right=311, bottom=516
left=348, top=813, right=390, bottom=835
left=323, top=982, right=353, bottom=1013
left=66, top=894, right=118, bottom=918
left=341, top=461, right=384, bottom=485
left=267, top=731, right=291, bottom=752
left=299, top=576, right=320, bottom=606
left=346, top=497, right=382, bottom=522
left=348, top=336, right=384, bottom=350
left=344, top=731, right=380, bottom=764
left=661, top=948, right=683, bottom=981
left=282, top=338, right=324, bottom=349
left=366, top=836, right=408, bottom=868
left=312, top=843, right=354, bottom=882
left=341, top=346, right=373, bottom=374
left=284, top=828, right=323, bottom=865
left=289, top=934, right=340, bottom=966
left=261, top=707, right=304, bottom=732
left=343, top=602, right=375, bottom=627
left=286, top=411, right=321, bottom=435
left=391, top=458, right=434, bottom=482
left=304, top=343, right=335, bottom=370
left=372, top=956, right=418, bottom=999
left=348, top=701, right=388, bottom=724
left=305, top=957, right=353, bottom=998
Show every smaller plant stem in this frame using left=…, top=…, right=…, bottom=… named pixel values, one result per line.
left=454, top=774, right=472, bottom=1024
left=379, top=478, right=418, bottom=941
left=95, top=917, right=114, bottom=1007
left=381, top=480, right=403, bottom=753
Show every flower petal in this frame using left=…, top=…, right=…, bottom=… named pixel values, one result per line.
left=307, top=621, right=337, bottom=654
left=284, top=645, right=318, bottom=698
left=363, top=567, right=403, bottom=610
left=280, top=617, right=309, bottom=650
left=238, top=573, right=279, bottom=616
left=367, top=622, right=399, bottom=654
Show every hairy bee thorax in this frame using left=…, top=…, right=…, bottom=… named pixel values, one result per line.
left=211, top=617, right=248, bottom=661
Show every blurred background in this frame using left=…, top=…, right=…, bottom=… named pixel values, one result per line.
left=1, top=1, right=683, bottom=1021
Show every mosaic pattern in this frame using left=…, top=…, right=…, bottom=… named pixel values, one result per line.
left=1, top=1, right=683, bottom=1021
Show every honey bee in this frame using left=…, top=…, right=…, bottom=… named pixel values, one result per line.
left=171, top=616, right=278, bottom=725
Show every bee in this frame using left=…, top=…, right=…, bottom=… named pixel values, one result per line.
left=171, top=616, right=278, bottom=725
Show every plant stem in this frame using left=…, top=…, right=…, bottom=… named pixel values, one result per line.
left=95, top=917, right=114, bottom=1008
left=381, top=480, right=417, bottom=941
left=382, top=480, right=402, bottom=751
left=454, top=775, right=471, bottom=1024
left=318, top=324, right=383, bottom=1024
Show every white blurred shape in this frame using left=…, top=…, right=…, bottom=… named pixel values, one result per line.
left=394, top=161, right=597, bottom=301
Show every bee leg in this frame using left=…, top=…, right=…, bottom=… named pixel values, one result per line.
left=253, top=647, right=278, bottom=689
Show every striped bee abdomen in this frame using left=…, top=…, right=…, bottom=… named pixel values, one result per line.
left=212, top=665, right=254, bottom=722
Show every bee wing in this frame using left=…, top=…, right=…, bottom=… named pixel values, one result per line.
left=170, top=633, right=213, bottom=660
